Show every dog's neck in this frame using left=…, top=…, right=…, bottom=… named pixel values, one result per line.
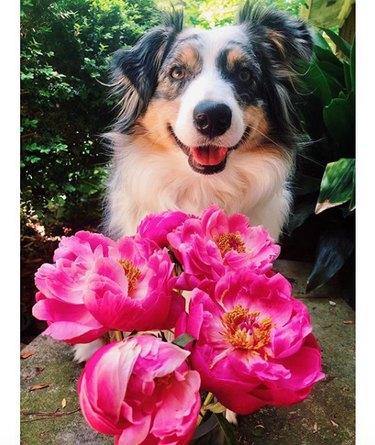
left=104, top=133, right=292, bottom=241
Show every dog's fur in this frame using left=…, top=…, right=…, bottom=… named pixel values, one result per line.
left=73, top=2, right=313, bottom=366
left=103, top=1, right=313, bottom=241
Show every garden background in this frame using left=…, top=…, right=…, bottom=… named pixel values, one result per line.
left=21, top=0, right=355, bottom=348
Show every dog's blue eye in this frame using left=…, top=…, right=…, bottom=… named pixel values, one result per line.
left=170, top=66, right=186, bottom=80
left=238, top=68, right=252, bottom=82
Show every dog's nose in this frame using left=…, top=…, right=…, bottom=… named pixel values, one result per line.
left=193, top=101, right=232, bottom=138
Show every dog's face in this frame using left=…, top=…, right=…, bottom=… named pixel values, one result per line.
left=111, top=3, right=313, bottom=175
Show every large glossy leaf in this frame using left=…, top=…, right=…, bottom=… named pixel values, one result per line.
left=315, top=158, right=355, bottom=214
left=287, top=199, right=317, bottom=235
left=313, top=32, right=332, bottom=51
left=322, top=28, right=351, bottom=59
left=343, top=61, right=352, bottom=91
left=306, top=226, right=354, bottom=292
left=323, top=98, right=355, bottom=153
left=293, top=173, right=321, bottom=196
left=215, top=413, right=237, bottom=445
left=350, top=36, right=355, bottom=90
left=318, top=61, right=345, bottom=86
left=298, top=56, right=332, bottom=106
left=191, top=414, right=219, bottom=443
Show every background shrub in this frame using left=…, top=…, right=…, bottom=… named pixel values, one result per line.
left=21, top=0, right=159, bottom=234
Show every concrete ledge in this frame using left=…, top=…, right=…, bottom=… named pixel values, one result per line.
left=21, top=260, right=355, bottom=445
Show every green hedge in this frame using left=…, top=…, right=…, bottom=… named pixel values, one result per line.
left=21, top=0, right=159, bottom=234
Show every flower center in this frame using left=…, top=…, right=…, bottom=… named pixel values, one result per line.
left=118, top=259, right=141, bottom=292
left=221, top=304, right=273, bottom=358
left=155, top=373, right=174, bottom=389
left=215, top=232, right=246, bottom=257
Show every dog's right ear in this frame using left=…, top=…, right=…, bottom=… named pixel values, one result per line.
left=110, top=10, right=183, bottom=133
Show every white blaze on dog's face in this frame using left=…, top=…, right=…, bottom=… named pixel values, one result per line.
left=172, top=27, right=248, bottom=163
left=110, top=4, right=313, bottom=175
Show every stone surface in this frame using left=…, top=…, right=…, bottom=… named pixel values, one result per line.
left=20, top=260, right=355, bottom=445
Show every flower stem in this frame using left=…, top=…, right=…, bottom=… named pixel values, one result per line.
left=196, top=392, right=214, bottom=426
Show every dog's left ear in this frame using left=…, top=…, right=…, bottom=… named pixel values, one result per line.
left=110, top=10, right=183, bottom=133
left=238, top=1, right=313, bottom=68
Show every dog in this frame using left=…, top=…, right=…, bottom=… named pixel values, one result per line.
left=74, top=2, right=313, bottom=376
left=103, top=1, right=313, bottom=242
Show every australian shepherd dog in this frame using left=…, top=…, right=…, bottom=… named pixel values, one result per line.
left=74, top=2, right=313, bottom=378
left=104, top=1, right=313, bottom=241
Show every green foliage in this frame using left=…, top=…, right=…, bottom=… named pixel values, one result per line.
left=157, top=0, right=308, bottom=29
left=316, top=158, right=355, bottom=214
left=21, top=0, right=159, bottom=234
left=287, top=30, right=355, bottom=294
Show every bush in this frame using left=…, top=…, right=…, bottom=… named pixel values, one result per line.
left=21, top=0, right=159, bottom=234
left=284, top=30, right=355, bottom=301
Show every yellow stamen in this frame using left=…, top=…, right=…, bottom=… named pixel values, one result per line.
left=118, top=259, right=141, bottom=292
left=221, top=304, right=273, bottom=358
left=215, top=232, right=246, bottom=257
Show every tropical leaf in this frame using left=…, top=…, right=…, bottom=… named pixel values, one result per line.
left=315, top=158, right=355, bottom=214
left=306, top=226, right=354, bottom=292
left=350, top=36, right=355, bottom=90
left=287, top=199, right=317, bottom=235
left=323, top=98, right=355, bottom=154
left=215, top=413, right=237, bottom=445
left=321, top=28, right=351, bottom=58
left=298, top=56, right=332, bottom=106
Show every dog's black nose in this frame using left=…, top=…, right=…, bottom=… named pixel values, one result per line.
left=193, top=101, right=232, bottom=138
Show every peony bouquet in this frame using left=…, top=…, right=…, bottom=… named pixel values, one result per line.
left=32, top=206, right=325, bottom=444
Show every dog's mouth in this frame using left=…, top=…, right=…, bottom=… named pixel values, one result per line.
left=168, top=125, right=249, bottom=175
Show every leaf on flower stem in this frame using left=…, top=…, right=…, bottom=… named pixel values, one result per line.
left=205, top=402, right=226, bottom=414
left=215, top=413, right=237, bottom=445
left=28, top=383, right=49, bottom=392
left=172, top=333, right=195, bottom=349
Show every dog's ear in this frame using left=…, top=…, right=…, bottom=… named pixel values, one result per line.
left=110, top=10, right=183, bottom=133
left=238, top=1, right=313, bottom=70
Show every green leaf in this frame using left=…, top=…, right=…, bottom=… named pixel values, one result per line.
left=350, top=37, right=355, bottom=90
left=205, top=402, right=226, bottom=414
left=287, top=199, right=316, bottom=235
left=306, top=226, right=354, bottom=292
left=313, top=32, right=331, bottom=51
left=215, top=413, right=237, bottom=445
left=298, top=56, right=332, bottom=106
left=315, top=158, right=355, bottom=214
left=322, top=28, right=351, bottom=58
left=323, top=98, right=355, bottom=153
left=172, top=333, right=195, bottom=349
left=343, top=61, right=352, bottom=91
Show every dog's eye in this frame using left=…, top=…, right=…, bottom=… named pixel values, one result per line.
left=170, top=66, right=186, bottom=80
left=238, top=68, right=252, bottom=82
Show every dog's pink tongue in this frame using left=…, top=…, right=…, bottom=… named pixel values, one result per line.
left=191, top=146, right=228, bottom=166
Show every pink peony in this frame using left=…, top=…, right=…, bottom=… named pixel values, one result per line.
left=168, top=206, right=280, bottom=290
left=32, top=231, right=114, bottom=343
left=78, top=335, right=201, bottom=445
left=175, top=270, right=325, bottom=414
left=83, top=236, right=184, bottom=332
left=136, top=210, right=190, bottom=248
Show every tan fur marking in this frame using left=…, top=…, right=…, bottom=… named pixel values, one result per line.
left=268, top=31, right=287, bottom=58
left=239, top=105, right=270, bottom=151
left=138, top=98, right=181, bottom=152
left=226, top=47, right=247, bottom=69
left=178, top=44, right=200, bottom=67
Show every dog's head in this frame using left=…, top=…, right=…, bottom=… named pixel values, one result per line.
left=110, top=1, right=313, bottom=175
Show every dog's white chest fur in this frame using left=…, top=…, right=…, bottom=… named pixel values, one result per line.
left=105, top=134, right=292, bottom=240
